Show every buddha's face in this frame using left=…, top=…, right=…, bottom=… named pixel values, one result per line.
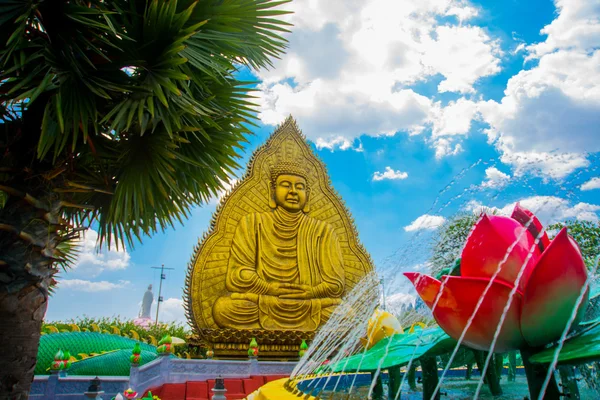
left=274, top=174, right=308, bottom=212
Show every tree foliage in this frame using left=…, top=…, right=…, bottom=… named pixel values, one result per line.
left=0, top=2, right=290, bottom=395
left=1, top=0, right=291, bottom=248
left=43, top=316, right=189, bottom=339
left=548, top=220, right=600, bottom=272
left=429, top=212, right=480, bottom=277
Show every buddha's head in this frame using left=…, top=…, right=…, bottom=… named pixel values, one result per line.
left=269, top=161, right=310, bottom=213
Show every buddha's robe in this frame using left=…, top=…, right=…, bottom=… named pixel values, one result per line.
left=213, top=207, right=345, bottom=331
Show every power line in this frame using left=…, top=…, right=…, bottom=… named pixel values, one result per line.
left=151, top=264, right=174, bottom=327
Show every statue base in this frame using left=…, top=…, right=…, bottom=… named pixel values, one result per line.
left=189, top=328, right=315, bottom=360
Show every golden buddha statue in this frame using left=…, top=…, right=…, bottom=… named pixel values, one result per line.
left=185, top=117, right=374, bottom=359
left=212, top=162, right=345, bottom=331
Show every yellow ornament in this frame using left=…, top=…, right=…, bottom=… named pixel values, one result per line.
left=361, top=309, right=403, bottom=349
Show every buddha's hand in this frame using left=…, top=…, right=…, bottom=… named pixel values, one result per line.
left=278, top=284, right=315, bottom=299
left=265, top=282, right=306, bottom=297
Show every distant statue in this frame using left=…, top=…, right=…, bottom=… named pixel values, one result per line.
left=212, top=161, right=346, bottom=331
left=140, top=284, right=153, bottom=318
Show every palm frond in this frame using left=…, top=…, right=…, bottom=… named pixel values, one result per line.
left=1, top=0, right=291, bottom=250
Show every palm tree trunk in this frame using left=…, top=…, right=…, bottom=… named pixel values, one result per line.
left=0, top=285, right=47, bottom=399
left=0, top=188, right=61, bottom=399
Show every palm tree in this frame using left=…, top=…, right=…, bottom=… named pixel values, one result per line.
left=0, top=0, right=290, bottom=397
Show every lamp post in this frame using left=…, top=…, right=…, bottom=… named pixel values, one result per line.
left=211, top=375, right=227, bottom=400
left=151, top=264, right=174, bottom=327
left=84, top=377, right=104, bottom=399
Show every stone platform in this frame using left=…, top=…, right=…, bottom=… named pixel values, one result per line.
left=31, top=355, right=296, bottom=399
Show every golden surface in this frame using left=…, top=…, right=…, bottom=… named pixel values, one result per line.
left=184, top=117, right=374, bottom=347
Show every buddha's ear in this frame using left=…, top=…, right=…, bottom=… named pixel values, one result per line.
left=268, top=185, right=277, bottom=209
left=303, top=190, right=311, bottom=213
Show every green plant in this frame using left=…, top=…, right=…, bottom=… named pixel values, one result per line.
left=548, top=220, right=600, bottom=272
left=429, top=212, right=480, bottom=277
left=0, top=1, right=290, bottom=396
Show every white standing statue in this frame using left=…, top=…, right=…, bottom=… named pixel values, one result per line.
left=134, top=284, right=154, bottom=328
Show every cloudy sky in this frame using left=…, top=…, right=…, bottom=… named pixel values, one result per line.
left=46, top=0, right=600, bottom=326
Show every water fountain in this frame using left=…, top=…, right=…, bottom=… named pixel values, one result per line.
left=270, top=157, right=600, bottom=400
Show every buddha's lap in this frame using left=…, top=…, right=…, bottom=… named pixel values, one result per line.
left=213, top=294, right=342, bottom=314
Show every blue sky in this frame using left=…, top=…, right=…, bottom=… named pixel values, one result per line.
left=46, top=0, right=600, bottom=325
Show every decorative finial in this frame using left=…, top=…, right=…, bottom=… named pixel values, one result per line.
left=130, top=342, right=141, bottom=365
left=51, top=349, right=71, bottom=371
left=299, top=339, right=308, bottom=357
left=248, top=337, right=259, bottom=358
left=205, top=348, right=214, bottom=359
left=157, top=335, right=172, bottom=354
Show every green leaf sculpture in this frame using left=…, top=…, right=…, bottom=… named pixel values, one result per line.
left=157, top=335, right=172, bottom=354
left=530, top=320, right=600, bottom=365
left=331, top=327, right=456, bottom=372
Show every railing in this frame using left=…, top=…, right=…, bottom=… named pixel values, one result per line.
left=30, top=372, right=129, bottom=400
left=129, top=356, right=164, bottom=396
left=130, top=356, right=297, bottom=394
left=32, top=357, right=297, bottom=398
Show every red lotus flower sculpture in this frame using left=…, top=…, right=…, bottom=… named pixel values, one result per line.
left=405, top=204, right=588, bottom=352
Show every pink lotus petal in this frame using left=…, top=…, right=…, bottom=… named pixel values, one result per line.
left=433, top=276, right=525, bottom=352
left=404, top=272, right=442, bottom=310
left=511, top=203, right=550, bottom=252
left=461, top=215, right=540, bottom=291
left=521, top=228, right=588, bottom=347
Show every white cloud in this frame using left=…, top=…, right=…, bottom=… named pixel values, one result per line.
left=432, top=98, right=478, bottom=138
left=315, top=136, right=363, bottom=152
left=581, top=177, right=600, bottom=191
left=71, top=230, right=130, bottom=278
left=257, top=0, right=502, bottom=146
left=465, top=196, right=600, bottom=226
left=159, top=297, right=187, bottom=325
left=527, top=0, right=600, bottom=58
left=421, top=25, right=502, bottom=94
left=404, top=214, right=447, bottom=232
left=477, top=0, right=600, bottom=179
left=433, top=138, right=464, bottom=159
left=478, top=50, right=600, bottom=178
left=257, top=80, right=433, bottom=140
left=497, top=149, right=591, bottom=180
left=59, top=279, right=130, bottom=292
left=481, top=167, right=511, bottom=188
left=373, top=167, right=409, bottom=182
left=446, top=4, right=479, bottom=22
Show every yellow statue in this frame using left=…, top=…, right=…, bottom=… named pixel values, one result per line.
left=185, top=117, right=374, bottom=358
left=212, top=162, right=345, bottom=331
left=361, top=309, right=403, bottom=349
